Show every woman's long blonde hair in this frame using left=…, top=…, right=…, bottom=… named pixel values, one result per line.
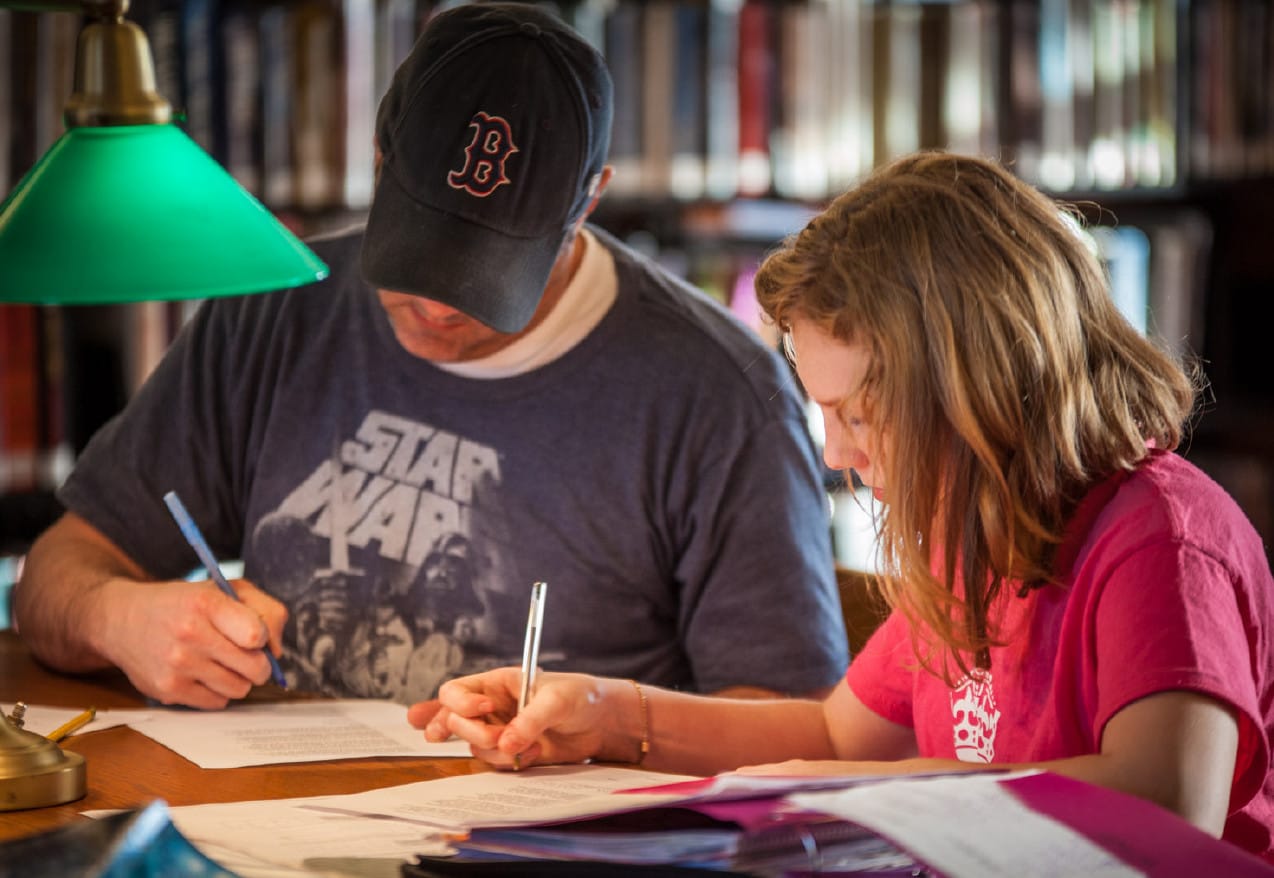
left=756, top=152, right=1199, bottom=681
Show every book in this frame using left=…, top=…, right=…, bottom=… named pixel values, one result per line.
left=1192, top=0, right=1253, bottom=178
left=1146, top=209, right=1213, bottom=359
left=565, top=0, right=608, bottom=54
left=1091, top=223, right=1150, bottom=334
left=31, top=11, right=76, bottom=159
left=867, top=1, right=889, bottom=166
left=259, top=2, right=296, bottom=208
left=1247, top=3, right=1274, bottom=174
left=5, top=7, right=76, bottom=182
left=943, top=0, right=1000, bottom=163
left=704, top=0, right=741, bottom=200
left=1186, top=0, right=1213, bottom=178
left=178, top=0, right=223, bottom=156
left=668, top=0, right=708, bottom=201
left=603, top=1, right=644, bottom=198
left=882, top=1, right=923, bottom=162
left=139, top=0, right=184, bottom=113
left=735, top=0, right=774, bottom=197
left=1067, top=0, right=1097, bottom=190
left=374, top=0, right=421, bottom=104
left=0, top=9, right=10, bottom=191
left=1004, top=0, right=1043, bottom=184
left=824, top=0, right=870, bottom=191
left=35, top=305, right=73, bottom=489
left=916, top=0, right=950, bottom=153
left=640, top=0, right=676, bottom=197
left=220, top=0, right=263, bottom=195
left=1038, top=0, right=1077, bottom=190
left=771, top=0, right=829, bottom=201
left=1144, top=0, right=1180, bottom=187
left=341, top=0, right=377, bottom=209
left=0, top=304, right=39, bottom=494
left=293, top=0, right=342, bottom=210
left=1091, top=0, right=1130, bottom=189
left=1122, top=0, right=1161, bottom=188
left=12, top=17, right=42, bottom=181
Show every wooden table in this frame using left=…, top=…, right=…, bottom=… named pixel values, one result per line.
left=0, top=630, right=485, bottom=843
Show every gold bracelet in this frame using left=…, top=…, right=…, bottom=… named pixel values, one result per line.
left=630, top=679, right=650, bottom=766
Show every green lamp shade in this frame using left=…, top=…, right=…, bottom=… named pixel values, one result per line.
left=0, top=124, right=329, bottom=303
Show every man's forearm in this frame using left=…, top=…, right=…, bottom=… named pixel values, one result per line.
left=13, top=513, right=144, bottom=672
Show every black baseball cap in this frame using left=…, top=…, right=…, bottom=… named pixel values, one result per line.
left=361, top=2, right=613, bottom=334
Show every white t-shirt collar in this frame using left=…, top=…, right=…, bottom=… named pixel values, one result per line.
left=436, top=228, right=618, bottom=379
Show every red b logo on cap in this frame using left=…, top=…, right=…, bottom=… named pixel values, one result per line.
left=447, top=112, right=519, bottom=197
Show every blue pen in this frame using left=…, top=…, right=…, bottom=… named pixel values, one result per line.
left=162, top=490, right=288, bottom=689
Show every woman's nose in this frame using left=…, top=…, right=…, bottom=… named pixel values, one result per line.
left=822, top=421, right=867, bottom=472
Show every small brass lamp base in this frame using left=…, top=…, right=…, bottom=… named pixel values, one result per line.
left=0, top=712, right=86, bottom=811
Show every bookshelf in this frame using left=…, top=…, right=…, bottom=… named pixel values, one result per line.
left=2, top=0, right=1273, bottom=570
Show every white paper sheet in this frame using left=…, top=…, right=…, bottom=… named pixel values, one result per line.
left=85, top=764, right=697, bottom=878
left=173, top=799, right=451, bottom=878
left=292, top=763, right=697, bottom=829
left=789, top=772, right=1142, bottom=878
left=123, top=699, right=470, bottom=767
left=2, top=703, right=149, bottom=739
left=85, top=798, right=449, bottom=878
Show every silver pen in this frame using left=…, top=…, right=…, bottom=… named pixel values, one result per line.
left=518, top=581, right=547, bottom=712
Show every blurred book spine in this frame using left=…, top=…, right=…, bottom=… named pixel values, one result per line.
left=0, top=305, right=40, bottom=494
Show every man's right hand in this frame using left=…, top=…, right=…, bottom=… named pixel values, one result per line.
left=92, top=574, right=287, bottom=709
left=13, top=511, right=287, bottom=710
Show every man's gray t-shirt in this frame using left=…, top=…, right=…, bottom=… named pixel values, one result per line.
left=59, top=227, right=848, bottom=701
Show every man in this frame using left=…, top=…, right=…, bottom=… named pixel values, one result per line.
left=13, top=3, right=847, bottom=710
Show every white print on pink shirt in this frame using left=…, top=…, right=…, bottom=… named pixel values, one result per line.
left=950, top=668, right=1001, bottom=763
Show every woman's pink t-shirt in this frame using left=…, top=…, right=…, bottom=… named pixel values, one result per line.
left=847, top=451, right=1274, bottom=860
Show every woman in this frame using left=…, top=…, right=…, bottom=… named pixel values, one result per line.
left=409, top=153, right=1274, bottom=860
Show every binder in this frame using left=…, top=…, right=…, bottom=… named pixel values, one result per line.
left=415, top=770, right=1274, bottom=878
left=437, top=773, right=922, bottom=875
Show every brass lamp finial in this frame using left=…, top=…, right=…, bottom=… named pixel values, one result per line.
left=63, top=0, right=171, bottom=127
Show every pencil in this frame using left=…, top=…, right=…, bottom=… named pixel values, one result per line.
left=47, top=707, right=96, bottom=743
left=163, top=490, right=288, bottom=688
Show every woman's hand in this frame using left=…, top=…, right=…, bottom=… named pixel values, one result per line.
left=408, top=668, right=637, bottom=770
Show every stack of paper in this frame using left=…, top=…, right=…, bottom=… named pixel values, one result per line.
left=83, top=763, right=1274, bottom=878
